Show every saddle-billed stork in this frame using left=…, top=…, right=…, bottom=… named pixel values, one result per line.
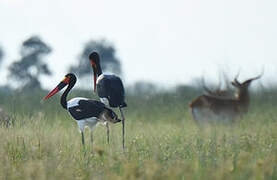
left=89, top=52, right=127, bottom=149
left=42, top=73, right=121, bottom=146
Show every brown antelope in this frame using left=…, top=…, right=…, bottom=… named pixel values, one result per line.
left=190, top=72, right=263, bottom=123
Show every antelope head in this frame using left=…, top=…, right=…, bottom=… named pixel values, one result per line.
left=231, top=71, right=263, bottom=99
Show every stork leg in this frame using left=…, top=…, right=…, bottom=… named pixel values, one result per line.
left=106, top=123, right=110, bottom=144
left=81, top=131, right=85, bottom=146
left=90, top=131, right=93, bottom=148
left=119, top=107, right=125, bottom=149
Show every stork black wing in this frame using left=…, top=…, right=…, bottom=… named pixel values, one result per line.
left=68, top=99, right=106, bottom=120
left=97, top=77, right=111, bottom=100
left=97, top=75, right=126, bottom=108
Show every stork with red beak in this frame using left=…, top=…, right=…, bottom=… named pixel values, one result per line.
left=89, top=52, right=127, bottom=149
left=42, top=73, right=121, bottom=146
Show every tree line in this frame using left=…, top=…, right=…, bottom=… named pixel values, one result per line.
left=0, top=35, right=122, bottom=91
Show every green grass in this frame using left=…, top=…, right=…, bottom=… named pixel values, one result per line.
left=0, top=90, right=277, bottom=179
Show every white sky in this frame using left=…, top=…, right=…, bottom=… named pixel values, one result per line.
left=1, top=0, right=277, bottom=89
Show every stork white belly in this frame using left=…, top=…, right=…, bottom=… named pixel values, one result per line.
left=77, top=117, right=98, bottom=132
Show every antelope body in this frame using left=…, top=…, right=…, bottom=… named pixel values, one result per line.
left=190, top=73, right=262, bottom=123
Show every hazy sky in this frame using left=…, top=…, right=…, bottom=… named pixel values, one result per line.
left=1, top=0, right=277, bottom=88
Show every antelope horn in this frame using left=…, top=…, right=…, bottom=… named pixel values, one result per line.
left=248, top=68, right=264, bottom=81
left=234, top=69, right=241, bottom=84
left=243, top=68, right=264, bottom=84
left=202, top=77, right=213, bottom=94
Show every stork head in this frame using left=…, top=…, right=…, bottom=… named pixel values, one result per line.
left=89, top=51, right=102, bottom=92
left=89, top=52, right=100, bottom=65
left=107, top=108, right=121, bottom=123
left=100, top=108, right=121, bottom=123
left=42, top=73, right=76, bottom=101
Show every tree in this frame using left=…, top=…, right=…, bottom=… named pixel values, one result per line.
left=8, top=36, right=52, bottom=90
left=0, top=46, right=4, bottom=67
left=69, top=39, right=122, bottom=78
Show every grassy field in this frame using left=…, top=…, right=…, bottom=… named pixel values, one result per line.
left=0, top=89, right=277, bottom=179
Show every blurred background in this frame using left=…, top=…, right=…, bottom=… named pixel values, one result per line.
left=0, top=0, right=277, bottom=120
left=1, top=0, right=277, bottom=90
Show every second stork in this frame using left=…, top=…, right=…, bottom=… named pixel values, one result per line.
left=89, top=52, right=127, bottom=149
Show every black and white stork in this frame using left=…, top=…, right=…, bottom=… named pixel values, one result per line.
left=89, top=52, right=127, bottom=149
left=42, top=73, right=121, bottom=146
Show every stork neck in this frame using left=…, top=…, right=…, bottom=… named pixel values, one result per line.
left=96, top=63, right=103, bottom=76
left=60, top=81, right=75, bottom=109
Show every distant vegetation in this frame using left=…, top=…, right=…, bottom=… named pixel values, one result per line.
left=0, top=35, right=121, bottom=91
left=0, top=46, right=4, bottom=65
